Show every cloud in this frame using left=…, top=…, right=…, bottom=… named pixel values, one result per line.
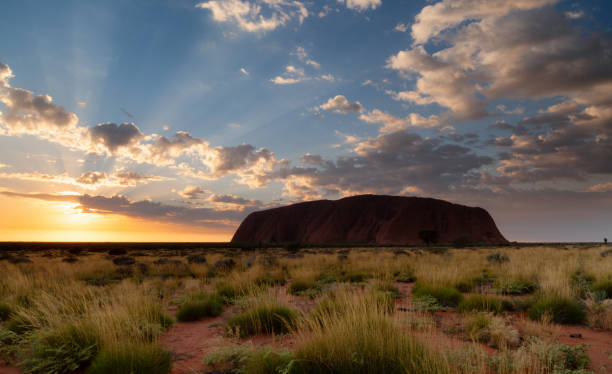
left=386, top=46, right=487, bottom=119
left=359, top=109, right=442, bottom=132
left=339, top=0, right=382, bottom=12
left=89, top=122, right=144, bottom=154
left=271, top=48, right=334, bottom=85
left=319, top=95, right=364, bottom=114
left=394, top=23, right=408, bottom=32
left=386, top=2, right=612, bottom=124
left=410, top=0, right=558, bottom=45
left=196, top=0, right=308, bottom=33
left=0, top=63, right=79, bottom=135
left=0, top=170, right=170, bottom=189
left=254, top=130, right=493, bottom=199
left=2, top=190, right=253, bottom=227
left=589, top=183, right=612, bottom=192
left=179, top=185, right=210, bottom=199
left=271, top=65, right=306, bottom=85
left=208, top=193, right=262, bottom=210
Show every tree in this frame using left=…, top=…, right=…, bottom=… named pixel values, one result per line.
left=418, top=230, right=439, bottom=246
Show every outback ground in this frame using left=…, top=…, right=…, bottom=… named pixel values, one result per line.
left=0, top=244, right=611, bottom=374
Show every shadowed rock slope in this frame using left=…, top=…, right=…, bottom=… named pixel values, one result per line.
left=232, top=194, right=507, bottom=245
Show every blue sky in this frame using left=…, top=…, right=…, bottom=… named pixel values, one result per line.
left=1, top=0, right=611, bottom=242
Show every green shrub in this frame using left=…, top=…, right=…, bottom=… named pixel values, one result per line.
left=340, top=272, right=367, bottom=283
left=529, top=295, right=586, bottom=325
left=227, top=305, right=297, bottom=337
left=592, top=279, right=612, bottom=299
left=21, top=323, right=97, bottom=374
left=288, top=280, right=321, bottom=297
left=486, top=252, right=509, bottom=264
left=255, top=272, right=287, bottom=287
left=177, top=293, right=224, bottom=322
left=215, top=283, right=238, bottom=303
left=87, top=344, right=172, bottom=374
left=242, top=348, right=296, bottom=374
left=412, top=283, right=463, bottom=307
left=393, top=270, right=416, bottom=283
left=495, top=279, right=537, bottom=295
left=374, top=282, right=402, bottom=299
left=204, top=346, right=295, bottom=374
left=458, top=295, right=511, bottom=314
left=0, top=302, right=12, bottom=321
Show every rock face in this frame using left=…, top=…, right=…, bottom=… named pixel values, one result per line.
left=231, top=194, right=507, bottom=245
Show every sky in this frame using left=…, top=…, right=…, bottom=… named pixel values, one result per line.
left=1, top=0, right=611, bottom=242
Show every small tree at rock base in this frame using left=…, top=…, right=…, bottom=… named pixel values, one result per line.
left=418, top=230, right=440, bottom=246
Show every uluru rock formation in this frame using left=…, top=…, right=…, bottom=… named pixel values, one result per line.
left=232, top=194, right=507, bottom=245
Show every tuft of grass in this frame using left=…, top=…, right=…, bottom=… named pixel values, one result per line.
left=457, top=295, right=512, bottom=314
left=529, top=295, right=587, bottom=325
left=0, top=302, right=12, bottom=321
left=176, top=293, right=224, bottom=322
left=412, top=283, right=463, bottom=307
left=204, top=346, right=295, bottom=374
left=215, top=283, right=238, bottom=304
left=227, top=304, right=297, bottom=338
left=87, top=344, right=172, bottom=374
left=288, top=280, right=321, bottom=297
left=340, top=272, right=368, bottom=283
left=495, top=278, right=538, bottom=295
left=592, top=279, right=612, bottom=299
left=295, top=294, right=450, bottom=374
left=463, top=313, right=519, bottom=350
left=20, top=323, right=98, bottom=374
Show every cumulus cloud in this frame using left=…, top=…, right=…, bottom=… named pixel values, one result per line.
left=254, top=130, right=493, bottom=199
left=319, top=95, right=363, bottom=114
left=196, top=0, right=308, bottom=33
left=359, top=109, right=442, bottom=132
left=179, top=185, right=210, bottom=199
left=410, top=0, right=558, bottom=45
left=208, top=193, right=262, bottom=210
left=386, top=1, right=612, bottom=128
left=89, top=122, right=144, bottom=154
left=0, top=62, right=79, bottom=136
left=339, top=0, right=381, bottom=12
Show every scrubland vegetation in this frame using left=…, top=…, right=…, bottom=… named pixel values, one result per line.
left=0, top=244, right=611, bottom=373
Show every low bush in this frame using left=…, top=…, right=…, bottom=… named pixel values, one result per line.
left=254, top=272, right=287, bottom=287
left=215, top=283, right=238, bottom=304
left=227, top=304, right=297, bottom=337
left=592, top=279, right=612, bottom=299
left=463, top=313, right=519, bottom=350
left=374, top=281, right=402, bottom=299
left=288, top=280, right=321, bottom=297
left=87, top=344, right=172, bottom=374
left=486, top=252, right=509, bottom=264
left=21, top=323, right=98, bottom=374
left=529, top=295, right=586, bottom=325
left=495, top=279, right=538, bottom=295
left=393, top=270, right=416, bottom=283
left=0, top=302, right=12, bottom=321
left=204, top=346, right=295, bottom=374
left=176, top=293, right=224, bottom=322
left=340, top=272, right=368, bottom=283
left=457, top=295, right=511, bottom=314
left=412, top=283, right=463, bottom=307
